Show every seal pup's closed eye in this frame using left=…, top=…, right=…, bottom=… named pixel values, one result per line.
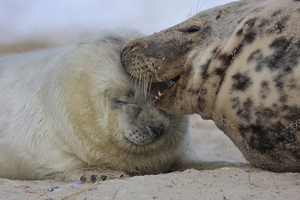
left=0, top=29, right=238, bottom=183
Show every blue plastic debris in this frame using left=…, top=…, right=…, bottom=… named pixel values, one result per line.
left=47, top=186, right=59, bottom=192
left=72, top=181, right=84, bottom=184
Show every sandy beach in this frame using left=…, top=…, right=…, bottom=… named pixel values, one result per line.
left=0, top=115, right=299, bottom=200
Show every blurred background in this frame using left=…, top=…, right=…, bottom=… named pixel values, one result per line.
left=0, top=0, right=236, bottom=55
left=0, top=0, right=245, bottom=162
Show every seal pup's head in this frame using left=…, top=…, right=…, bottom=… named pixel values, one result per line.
left=64, top=29, right=188, bottom=174
left=112, top=81, right=171, bottom=145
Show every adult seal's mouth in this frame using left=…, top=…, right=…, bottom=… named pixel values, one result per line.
left=121, top=40, right=187, bottom=114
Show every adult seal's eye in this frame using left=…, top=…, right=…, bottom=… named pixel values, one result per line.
left=180, top=26, right=200, bottom=34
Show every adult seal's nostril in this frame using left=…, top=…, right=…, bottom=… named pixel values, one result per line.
left=148, top=124, right=166, bottom=138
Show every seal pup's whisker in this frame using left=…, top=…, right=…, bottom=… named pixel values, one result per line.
left=123, top=143, right=134, bottom=161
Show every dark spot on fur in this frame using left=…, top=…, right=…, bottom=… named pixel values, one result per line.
left=244, top=18, right=257, bottom=29
left=244, top=98, right=253, bottom=108
left=275, top=23, right=284, bottom=33
left=247, top=49, right=265, bottom=72
left=237, top=101, right=300, bottom=158
left=248, top=49, right=263, bottom=62
left=232, top=72, right=253, bottom=91
left=279, top=95, right=288, bottom=103
left=283, top=106, right=300, bottom=122
left=243, top=31, right=257, bottom=44
left=234, top=44, right=244, bottom=58
left=284, top=66, right=293, bottom=74
left=236, top=28, right=243, bottom=36
left=257, top=37, right=300, bottom=72
left=199, top=59, right=212, bottom=80
left=239, top=124, right=275, bottom=153
left=216, top=75, right=226, bottom=95
left=236, top=18, right=257, bottom=39
left=200, top=89, right=207, bottom=95
left=272, top=10, right=282, bottom=17
left=262, top=108, right=277, bottom=118
left=274, top=75, right=285, bottom=90
left=236, top=98, right=253, bottom=120
left=215, top=12, right=222, bottom=20
left=270, top=37, right=291, bottom=49
left=187, top=88, right=200, bottom=95
left=260, top=81, right=271, bottom=99
left=235, top=29, right=257, bottom=60
left=212, top=47, right=219, bottom=54
left=218, top=53, right=233, bottom=67
left=197, top=97, right=206, bottom=112
left=231, top=97, right=240, bottom=109
left=261, top=80, right=269, bottom=88
left=275, top=16, right=290, bottom=33
left=258, top=18, right=270, bottom=28
left=215, top=67, right=226, bottom=76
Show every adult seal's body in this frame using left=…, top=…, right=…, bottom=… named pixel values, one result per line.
left=121, top=0, right=300, bottom=172
left=0, top=30, right=233, bottom=182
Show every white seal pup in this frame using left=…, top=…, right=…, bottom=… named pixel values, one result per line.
left=0, top=29, right=234, bottom=182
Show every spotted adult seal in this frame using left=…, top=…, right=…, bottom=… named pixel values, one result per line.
left=121, top=0, right=300, bottom=172
left=0, top=29, right=234, bottom=182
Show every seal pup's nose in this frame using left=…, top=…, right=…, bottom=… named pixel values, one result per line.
left=148, top=124, right=166, bottom=138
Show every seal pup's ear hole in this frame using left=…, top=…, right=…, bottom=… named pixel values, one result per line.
left=180, top=26, right=200, bottom=34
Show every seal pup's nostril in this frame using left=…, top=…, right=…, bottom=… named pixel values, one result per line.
left=148, top=124, right=166, bottom=138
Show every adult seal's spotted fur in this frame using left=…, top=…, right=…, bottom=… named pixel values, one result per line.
left=121, top=0, right=300, bottom=172
left=0, top=30, right=235, bottom=182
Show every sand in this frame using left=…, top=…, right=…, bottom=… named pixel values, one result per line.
left=0, top=115, right=299, bottom=200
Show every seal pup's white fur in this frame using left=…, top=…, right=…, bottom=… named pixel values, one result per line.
left=0, top=29, right=234, bottom=182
